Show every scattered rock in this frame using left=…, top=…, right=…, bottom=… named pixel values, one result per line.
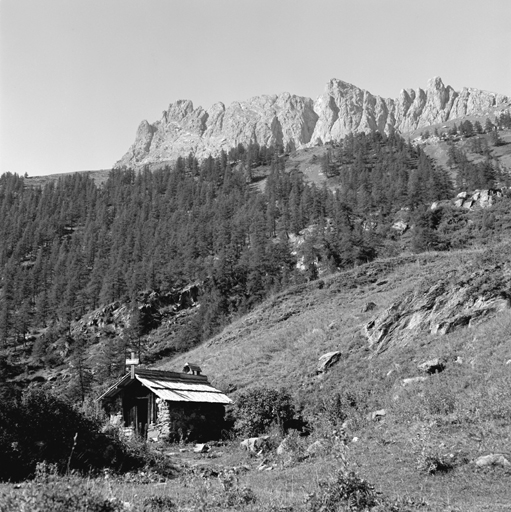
left=474, top=454, right=511, bottom=468
left=240, top=436, right=270, bottom=453
left=362, top=302, right=377, bottom=312
left=367, top=409, right=386, bottom=421
left=391, top=220, right=408, bottom=234
left=418, top=357, right=446, bottom=374
left=402, top=376, right=428, bottom=386
left=317, top=351, right=342, bottom=374
left=193, top=443, right=210, bottom=453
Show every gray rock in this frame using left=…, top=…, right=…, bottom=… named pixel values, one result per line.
left=317, top=351, right=342, bottom=374
left=402, top=376, right=428, bottom=386
left=240, top=436, right=270, bottom=453
left=362, top=302, right=377, bottom=312
left=367, top=409, right=386, bottom=421
left=193, top=443, right=210, bottom=453
left=418, top=357, right=446, bottom=374
left=474, top=454, right=511, bottom=468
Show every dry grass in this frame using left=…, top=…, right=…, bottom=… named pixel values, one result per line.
left=149, top=246, right=511, bottom=510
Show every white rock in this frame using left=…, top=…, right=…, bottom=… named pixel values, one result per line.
left=114, top=78, right=510, bottom=170
left=475, top=454, right=511, bottom=467
left=402, top=376, right=428, bottom=386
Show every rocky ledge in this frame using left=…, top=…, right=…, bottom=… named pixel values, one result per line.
left=364, top=260, right=511, bottom=355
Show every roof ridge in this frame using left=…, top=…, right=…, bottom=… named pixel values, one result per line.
left=135, top=368, right=210, bottom=382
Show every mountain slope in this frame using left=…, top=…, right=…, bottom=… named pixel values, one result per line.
left=157, top=247, right=511, bottom=402
left=115, top=77, right=510, bottom=169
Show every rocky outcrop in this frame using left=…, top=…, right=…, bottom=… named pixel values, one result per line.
left=115, top=77, right=510, bottom=169
left=453, top=189, right=505, bottom=209
left=72, top=285, right=201, bottom=340
left=364, top=264, right=511, bottom=355
left=115, top=94, right=318, bottom=168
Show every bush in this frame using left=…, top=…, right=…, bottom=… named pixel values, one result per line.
left=0, top=389, right=148, bottom=481
left=232, top=386, right=296, bottom=437
left=307, top=469, right=379, bottom=511
left=411, top=423, right=455, bottom=475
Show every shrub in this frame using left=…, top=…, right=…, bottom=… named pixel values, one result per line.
left=0, top=389, right=147, bottom=481
left=232, top=386, right=296, bottom=437
left=306, top=469, right=379, bottom=512
left=411, top=423, right=455, bottom=475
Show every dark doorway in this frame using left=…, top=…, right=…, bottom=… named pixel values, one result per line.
left=136, top=397, right=148, bottom=437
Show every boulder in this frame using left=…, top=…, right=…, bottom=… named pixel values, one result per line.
left=317, top=351, right=342, bottom=374
left=367, top=409, right=386, bottom=421
left=391, top=220, right=408, bottom=235
left=418, top=357, right=446, bottom=374
left=474, top=454, right=511, bottom=468
left=193, top=443, right=210, bottom=453
left=240, top=436, right=269, bottom=453
left=402, top=376, right=428, bottom=386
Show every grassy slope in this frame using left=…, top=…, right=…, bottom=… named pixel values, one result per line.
left=153, top=248, right=511, bottom=511
left=158, top=252, right=475, bottom=391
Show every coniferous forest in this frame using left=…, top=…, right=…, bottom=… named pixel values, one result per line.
left=1, top=131, right=510, bottom=398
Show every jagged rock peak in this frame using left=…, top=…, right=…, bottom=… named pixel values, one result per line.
left=114, top=77, right=510, bottom=169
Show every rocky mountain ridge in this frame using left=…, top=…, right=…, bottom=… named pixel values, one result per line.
left=115, top=77, right=510, bottom=169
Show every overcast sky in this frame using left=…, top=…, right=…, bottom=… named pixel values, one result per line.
left=1, top=0, right=510, bottom=176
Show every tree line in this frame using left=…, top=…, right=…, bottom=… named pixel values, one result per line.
left=2, top=131, right=504, bottom=361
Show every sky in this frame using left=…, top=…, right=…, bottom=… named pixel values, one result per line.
left=1, top=0, right=510, bottom=177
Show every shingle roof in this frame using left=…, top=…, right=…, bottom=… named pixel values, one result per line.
left=98, top=368, right=231, bottom=404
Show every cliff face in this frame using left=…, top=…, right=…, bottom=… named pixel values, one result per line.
left=114, top=77, right=510, bottom=169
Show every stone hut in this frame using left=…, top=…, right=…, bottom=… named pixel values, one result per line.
left=99, top=366, right=231, bottom=442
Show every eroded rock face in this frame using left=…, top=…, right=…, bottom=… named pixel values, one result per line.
left=115, top=77, right=510, bottom=169
left=115, top=94, right=318, bottom=168
left=364, top=265, right=511, bottom=355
